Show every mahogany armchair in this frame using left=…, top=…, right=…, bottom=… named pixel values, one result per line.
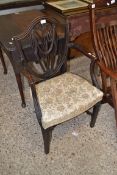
left=89, top=1, right=117, bottom=126
left=0, top=47, right=7, bottom=74
left=13, top=16, right=103, bottom=154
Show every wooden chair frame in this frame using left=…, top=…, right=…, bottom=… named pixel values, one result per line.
left=13, top=16, right=102, bottom=154
left=89, top=1, right=117, bottom=126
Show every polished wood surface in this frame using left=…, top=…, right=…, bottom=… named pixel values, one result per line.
left=0, top=10, right=45, bottom=50
left=0, top=2, right=116, bottom=54
left=44, top=0, right=89, bottom=15
left=43, top=1, right=117, bottom=57
left=0, top=10, right=46, bottom=108
left=0, top=0, right=42, bottom=10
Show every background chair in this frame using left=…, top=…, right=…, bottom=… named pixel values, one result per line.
left=0, top=47, right=7, bottom=74
left=89, top=1, right=117, bottom=126
left=13, top=16, right=103, bottom=154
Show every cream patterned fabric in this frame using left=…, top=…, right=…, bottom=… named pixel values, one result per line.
left=35, top=72, right=103, bottom=129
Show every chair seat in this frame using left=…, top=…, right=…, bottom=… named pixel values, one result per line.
left=35, top=72, right=103, bottom=129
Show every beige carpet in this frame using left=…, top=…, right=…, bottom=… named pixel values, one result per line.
left=0, top=54, right=117, bottom=175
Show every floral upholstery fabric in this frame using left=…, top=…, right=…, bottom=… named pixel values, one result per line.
left=35, top=72, right=103, bottom=129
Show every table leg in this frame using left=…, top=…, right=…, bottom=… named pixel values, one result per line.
left=6, top=50, right=26, bottom=108
left=0, top=47, right=7, bottom=74
left=15, top=73, right=26, bottom=108
left=1, top=45, right=26, bottom=107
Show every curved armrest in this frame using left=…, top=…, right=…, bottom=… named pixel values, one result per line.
left=69, top=42, right=95, bottom=60
left=21, top=67, right=42, bottom=120
left=21, top=66, right=41, bottom=85
left=97, top=61, right=117, bottom=81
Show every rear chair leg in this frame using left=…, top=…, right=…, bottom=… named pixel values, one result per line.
left=90, top=102, right=101, bottom=127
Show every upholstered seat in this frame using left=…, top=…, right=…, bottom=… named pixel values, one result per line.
left=36, top=72, right=103, bottom=129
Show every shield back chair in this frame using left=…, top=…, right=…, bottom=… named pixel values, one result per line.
left=13, top=16, right=103, bottom=154
left=0, top=47, right=7, bottom=74
left=89, top=1, right=117, bottom=126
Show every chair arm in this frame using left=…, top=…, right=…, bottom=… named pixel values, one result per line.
left=21, top=68, right=42, bottom=120
left=97, top=61, right=117, bottom=81
left=21, top=67, right=40, bottom=85
left=21, top=69, right=34, bottom=84
left=69, top=42, right=95, bottom=60
left=21, top=62, right=43, bottom=84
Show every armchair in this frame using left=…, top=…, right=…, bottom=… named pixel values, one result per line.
left=13, top=16, right=103, bottom=154
left=89, top=1, right=117, bottom=126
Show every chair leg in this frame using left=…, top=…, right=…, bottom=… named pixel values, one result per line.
left=114, top=108, right=117, bottom=127
left=30, top=84, right=52, bottom=154
left=0, top=48, right=7, bottom=74
left=90, top=102, right=101, bottom=128
left=15, top=73, right=26, bottom=108
left=40, top=124, right=53, bottom=154
left=111, top=79, right=117, bottom=127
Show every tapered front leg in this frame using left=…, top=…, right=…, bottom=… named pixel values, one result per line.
left=40, top=124, right=53, bottom=154
left=90, top=102, right=101, bottom=127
